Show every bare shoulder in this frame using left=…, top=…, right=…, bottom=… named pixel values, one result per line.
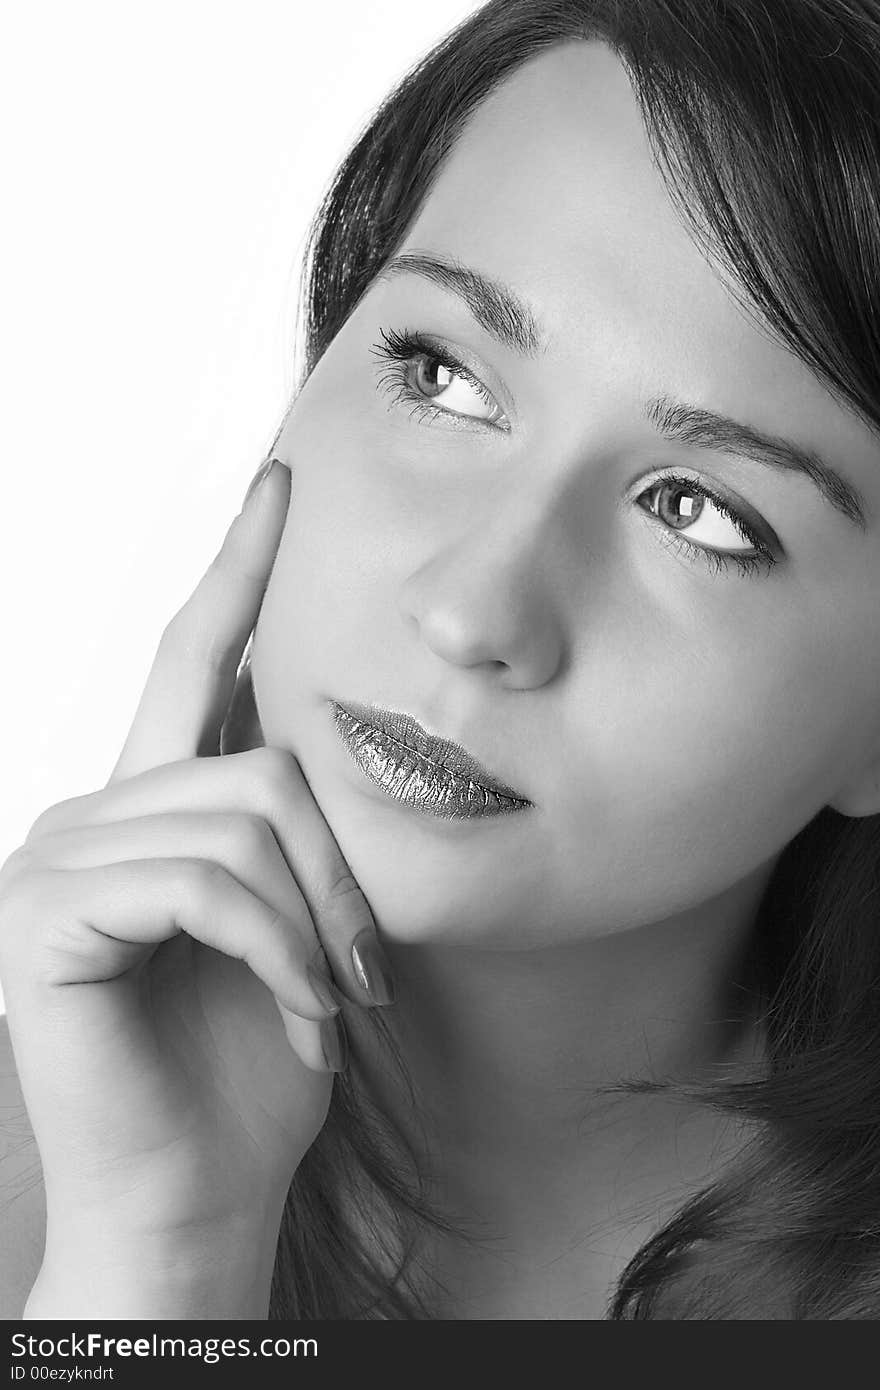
left=0, top=1014, right=46, bottom=1318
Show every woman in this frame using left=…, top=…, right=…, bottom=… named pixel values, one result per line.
left=2, top=0, right=880, bottom=1320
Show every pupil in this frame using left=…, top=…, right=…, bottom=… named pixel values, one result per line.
left=657, top=483, right=703, bottom=529
left=416, top=356, right=451, bottom=397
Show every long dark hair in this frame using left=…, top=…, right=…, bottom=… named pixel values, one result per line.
left=224, top=0, right=880, bottom=1318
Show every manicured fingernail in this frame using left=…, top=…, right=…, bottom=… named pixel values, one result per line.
left=351, top=930, right=396, bottom=1006
left=242, top=457, right=279, bottom=509
left=306, top=962, right=344, bottom=1015
left=320, top=1014, right=348, bottom=1073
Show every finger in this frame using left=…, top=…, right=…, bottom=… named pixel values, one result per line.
left=274, top=771, right=395, bottom=1010
left=17, top=810, right=343, bottom=1017
left=109, top=457, right=290, bottom=784
left=278, top=1003, right=348, bottom=1076
left=219, top=638, right=264, bottom=756
left=2, top=858, right=336, bottom=1030
left=28, top=748, right=396, bottom=1010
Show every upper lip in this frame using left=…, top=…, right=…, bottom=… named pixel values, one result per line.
left=332, top=699, right=534, bottom=805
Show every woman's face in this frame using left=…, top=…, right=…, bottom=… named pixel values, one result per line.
left=252, top=41, right=880, bottom=949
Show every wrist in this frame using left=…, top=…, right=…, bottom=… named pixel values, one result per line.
left=25, top=1205, right=284, bottom=1320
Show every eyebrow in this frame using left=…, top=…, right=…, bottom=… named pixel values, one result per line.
left=379, top=251, right=544, bottom=358
left=379, top=251, right=868, bottom=530
left=644, top=395, right=868, bottom=530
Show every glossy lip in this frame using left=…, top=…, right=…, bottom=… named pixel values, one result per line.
left=330, top=698, right=534, bottom=818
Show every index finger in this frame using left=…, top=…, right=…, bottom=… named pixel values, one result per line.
left=108, top=457, right=290, bottom=785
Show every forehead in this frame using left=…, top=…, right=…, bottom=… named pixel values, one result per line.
left=397, top=40, right=875, bottom=473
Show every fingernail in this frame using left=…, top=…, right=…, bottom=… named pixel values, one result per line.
left=306, top=962, right=344, bottom=1015
left=320, top=1014, right=348, bottom=1073
left=351, top=930, right=396, bottom=1006
left=242, top=457, right=279, bottom=509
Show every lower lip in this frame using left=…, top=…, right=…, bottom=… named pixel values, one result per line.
left=330, top=703, right=532, bottom=821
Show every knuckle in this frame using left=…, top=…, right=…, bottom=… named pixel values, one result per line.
left=0, top=867, right=61, bottom=965
left=262, top=902, right=291, bottom=942
left=25, top=800, right=78, bottom=844
left=0, top=863, right=55, bottom=915
left=0, top=877, right=23, bottom=951
left=250, top=746, right=306, bottom=810
left=321, top=862, right=367, bottom=913
left=0, top=843, right=34, bottom=887
left=41, top=912, right=96, bottom=979
left=224, top=811, right=273, bottom=865
left=157, top=612, right=188, bottom=657
left=160, top=616, right=225, bottom=677
left=252, top=744, right=300, bottom=787
left=175, top=857, right=230, bottom=911
left=264, top=906, right=305, bottom=974
left=24, top=808, right=54, bottom=843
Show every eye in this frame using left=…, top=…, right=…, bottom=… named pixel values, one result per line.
left=371, top=327, right=509, bottom=429
left=637, top=473, right=779, bottom=579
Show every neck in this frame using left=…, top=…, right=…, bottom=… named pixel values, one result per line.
left=350, top=860, right=774, bottom=1238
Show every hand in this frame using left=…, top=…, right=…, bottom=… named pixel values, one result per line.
left=0, top=458, right=395, bottom=1267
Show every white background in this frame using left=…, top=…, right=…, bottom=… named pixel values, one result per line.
left=0, top=0, right=483, bottom=1013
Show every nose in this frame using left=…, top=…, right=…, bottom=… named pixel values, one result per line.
left=397, top=503, right=566, bottom=689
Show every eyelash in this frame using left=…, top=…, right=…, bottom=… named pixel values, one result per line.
left=371, top=327, right=502, bottom=427
left=370, top=327, right=779, bottom=581
left=641, top=474, right=777, bottom=579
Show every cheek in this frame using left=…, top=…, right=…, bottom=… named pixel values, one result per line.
left=277, top=376, right=384, bottom=577
left=280, top=355, right=425, bottom=558
left=257, top=473, right=377, bottom=705
left=544, top=604, right=856, bottom=926
left=251, top=371, right=415, bottom=718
